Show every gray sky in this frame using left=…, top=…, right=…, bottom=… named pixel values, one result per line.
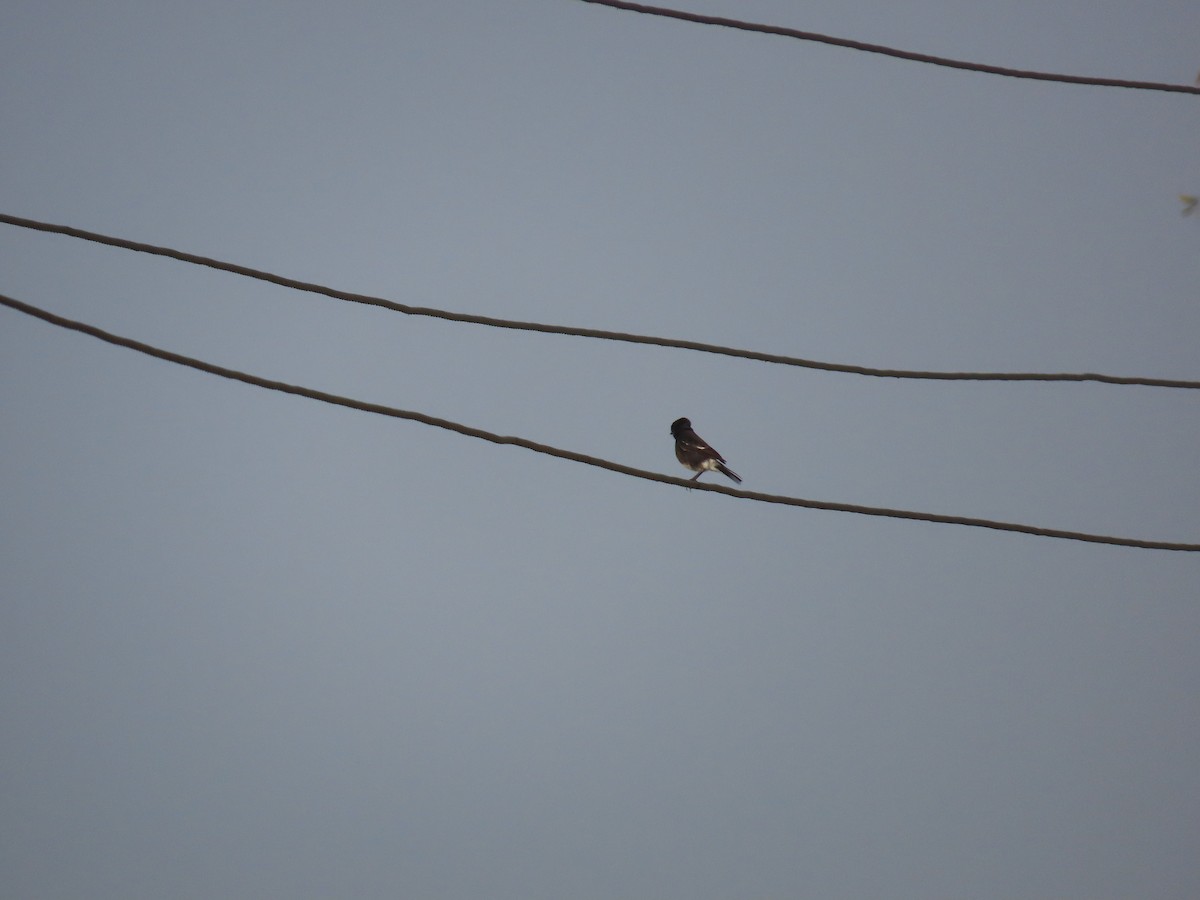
left=2, top=2, right=1198, bottom=897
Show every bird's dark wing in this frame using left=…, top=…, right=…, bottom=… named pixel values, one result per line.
left=679, top=431, right=726, bottom=463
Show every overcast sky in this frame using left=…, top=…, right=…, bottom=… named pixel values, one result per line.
left=2, top=2, right=1199, bottom=898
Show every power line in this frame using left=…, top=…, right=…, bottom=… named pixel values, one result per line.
left=3, top=213, right=1196, bottom=391
left=3, top=291, right=1196, bottom=552
left=576, top=0, right=1200, bottom=95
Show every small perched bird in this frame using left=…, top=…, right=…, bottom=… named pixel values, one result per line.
left=670, top=417, right=742, bottom=484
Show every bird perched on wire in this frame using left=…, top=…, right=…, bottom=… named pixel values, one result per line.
left=670, top=417, right=742, bottom=484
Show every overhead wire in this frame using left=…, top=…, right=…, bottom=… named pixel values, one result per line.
left=3, top=214, right=1196, bottom=391
left=2, top=291, right=1196, bottom=552
left=576, top=0, right=1200, bottom=95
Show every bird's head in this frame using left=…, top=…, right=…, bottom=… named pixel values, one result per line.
left=670, top=417, right=691, bottom=437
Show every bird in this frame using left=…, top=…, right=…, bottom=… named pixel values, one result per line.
left=670, top=417, right=741, bottom=484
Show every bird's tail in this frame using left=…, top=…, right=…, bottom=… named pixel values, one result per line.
left=717, top=462, right=742, bottom=484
